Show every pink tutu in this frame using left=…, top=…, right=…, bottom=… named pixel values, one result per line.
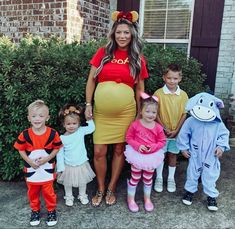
left=124, top=145, right=165, bottom=170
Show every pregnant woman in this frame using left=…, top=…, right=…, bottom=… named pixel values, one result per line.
left=85, top=11, right=149, bottom=207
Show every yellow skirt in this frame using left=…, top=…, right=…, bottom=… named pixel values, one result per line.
left=93, top=82, right=136, bottom=144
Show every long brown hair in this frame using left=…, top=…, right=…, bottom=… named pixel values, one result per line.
left=95, top=19, right=143, bottom=81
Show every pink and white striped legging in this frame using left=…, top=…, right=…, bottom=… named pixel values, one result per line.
left=129, top=165, right=154, bottom=186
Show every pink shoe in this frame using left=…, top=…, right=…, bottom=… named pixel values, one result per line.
left=127, top=199, right=139, bottom=212
left=144, top=199, right=154, bottom=212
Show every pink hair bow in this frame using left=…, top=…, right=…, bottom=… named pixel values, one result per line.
left=140, top=92, right=159, bottom=102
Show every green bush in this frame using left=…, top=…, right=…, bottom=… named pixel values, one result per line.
left=143, top=43, right=208, bottom=96
left=0, top=36, right=207, bottom=180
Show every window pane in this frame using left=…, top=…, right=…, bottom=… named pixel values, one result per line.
left=143, top=10, right=166, bottom=39
left=145, top=0, right=167, bottom=10
left=142, top=0, right=193, bottom=48
left=166, top=9, right=191, bottom=39
left=165, top=43, right=188, bottom=52
left=168, top=0, right=191, bottom=8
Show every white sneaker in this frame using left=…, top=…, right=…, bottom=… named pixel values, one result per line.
left=182, top=191, right=194, bottom=206
left=46, top=210, right=57, bottom=227
left=154, top=178, right=163, bottom=192
left=64, top=196, right=74, bottom=206
left=30, top=211, right=40, bottom=226
left=167, top=179, right=176, bottom=192
left=207, top=197, right=218, bottom=211
left=79, top=195, right=89, bottom=205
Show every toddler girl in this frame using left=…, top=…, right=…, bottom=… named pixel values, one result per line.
left=124, top=92, right=166, bottom=212
left=56, top=104, right=95, bottom=206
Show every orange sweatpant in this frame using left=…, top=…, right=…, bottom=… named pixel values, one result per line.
left=26, top=181, right=56, bottom=212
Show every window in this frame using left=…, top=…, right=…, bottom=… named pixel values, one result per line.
left=140, top=0, right=194, bottom=54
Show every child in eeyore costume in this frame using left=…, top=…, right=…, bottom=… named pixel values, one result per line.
left=176, top=92, right=230, bottom=211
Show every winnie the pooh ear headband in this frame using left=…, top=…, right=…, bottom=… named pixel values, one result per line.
left=111, top=11, right=139, bottom=23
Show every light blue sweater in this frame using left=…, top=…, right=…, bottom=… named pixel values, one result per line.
left=56, top=120, right=95, bottom=172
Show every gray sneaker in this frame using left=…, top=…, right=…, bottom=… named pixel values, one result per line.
left=64, top=196, right=74, bottom=206
left=154, top=178, right=163, bottom=192
left=78, top=194, right=89, bottom=205
left=167, top=179, right=176, bottom=192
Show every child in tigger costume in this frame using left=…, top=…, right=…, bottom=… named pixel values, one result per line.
left=14, top=100, right=62, bottom=227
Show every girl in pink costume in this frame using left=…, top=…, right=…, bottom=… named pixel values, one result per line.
left=124, top=92, right=166, bottom=212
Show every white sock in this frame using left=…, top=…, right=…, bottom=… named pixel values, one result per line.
left=64, top=185, right=73, bottom=197
left=79, top=184, right=87, bottom=197
left=168, top=166, right=176, bottom=180
left=156, top=162, right=164, bottom=180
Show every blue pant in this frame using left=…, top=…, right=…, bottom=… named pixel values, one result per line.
left=184, top=157, right=220, bottom=198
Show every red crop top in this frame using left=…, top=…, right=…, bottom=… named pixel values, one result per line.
left=90, top=47, right=148, bottom=88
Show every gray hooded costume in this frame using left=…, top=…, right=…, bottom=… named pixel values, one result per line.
left=176, top=92, right=230, bottom=197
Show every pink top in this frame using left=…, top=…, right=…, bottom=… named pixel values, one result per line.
left=126, top=120, right=166, bottom=154
left=90, top=47, right=149, bottom=88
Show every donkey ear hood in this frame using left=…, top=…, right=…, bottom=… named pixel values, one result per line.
left=186, top=92, right=224, bottom=122
left=186, top=93, right=205, bottom=111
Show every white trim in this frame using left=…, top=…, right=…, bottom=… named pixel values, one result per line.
left=163, top=0, right=169, bottom=49
left=139, top=0, right=145, bottom=37
left=109, top=0, right=117, bottom=30
left=187, top=0, right=195, bottom=57
left=145, top=8, right=192, bottom=11
left=145, top=39, right=189, bottom=43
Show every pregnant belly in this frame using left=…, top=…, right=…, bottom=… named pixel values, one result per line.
left=94, top=82, right=135, bottom=115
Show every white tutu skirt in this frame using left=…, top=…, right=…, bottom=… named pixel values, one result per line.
left=57, top=161, right=95, bottom=187
left=124, top=145, right=165, bottom=170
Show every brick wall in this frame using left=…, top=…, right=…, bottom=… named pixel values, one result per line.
left=215, top=0, right=235, bottom=136
left=78, top=0, right=110, bottom=41
left=0, top=0, right=111, bottom=43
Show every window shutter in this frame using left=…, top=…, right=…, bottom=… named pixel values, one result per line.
left=117, top=0, right=140, bottom=13
left=190, top=0, right=225, bottom=91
